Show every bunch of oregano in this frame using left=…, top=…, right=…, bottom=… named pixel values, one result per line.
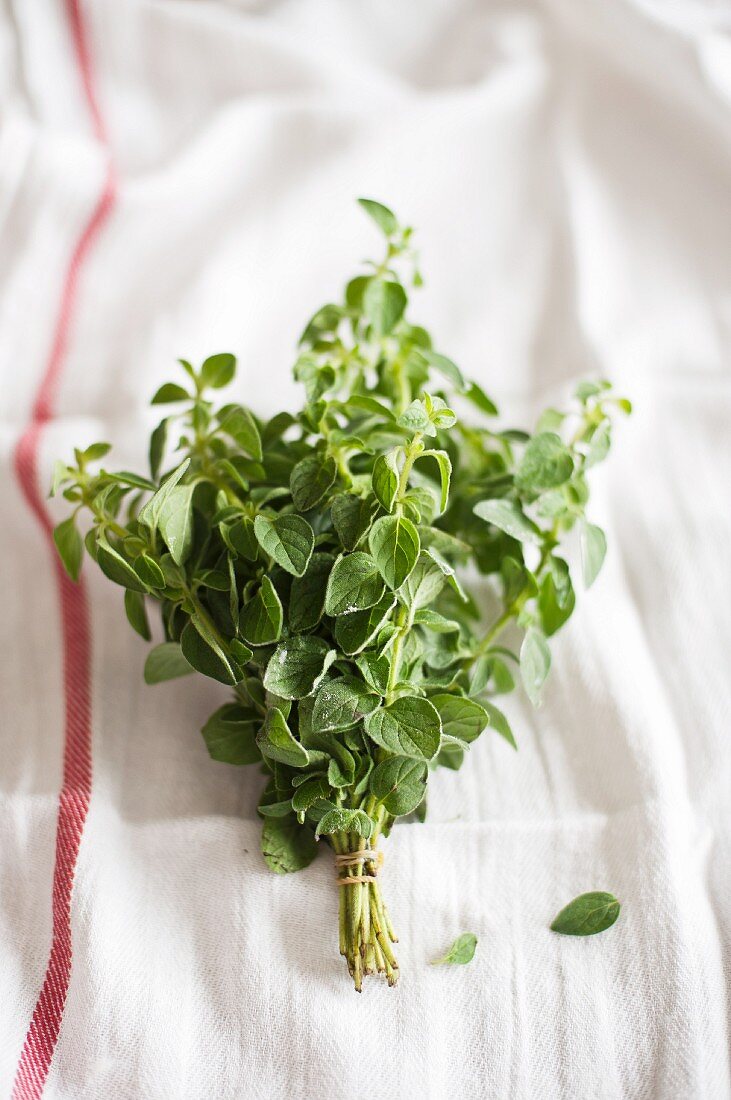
left=52, top=200, right=629, bottom=989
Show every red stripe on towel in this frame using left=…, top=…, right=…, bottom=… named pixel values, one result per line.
left=11, top=2, right=115, bottom=1096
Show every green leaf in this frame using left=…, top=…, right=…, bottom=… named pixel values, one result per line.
left=239, top=575, right=283, bottom=646
left=539, top=569, right=575, bottom=636
left=312, top=677, right=380, bottom=732
left=370, top=756, right=426, bottom=816
left=124, top=589, right=150, bottom=640
left=481, top=701, right=517, bottom=750
left=225, top=516, right=259, bottom=561
left=200, top=352, right=236, bottom=389
left=134, top=554, right=166, bottom=589
left=261, top=818, right=318, bottom=874
left=289, top=552, right=333, bottom=632
left=291, top=777, right=331, bottom=815
left=423, top=547, right=469, bottom=603
left=158, top=483, right=195, bottom=565
left=413, top=609, right=460, bottom=632
left=398, top=399, right=434, bottom=437
left=257, top=707, right=309, bottom=768
left=334, top=594, right=396, bottom=656
left=431, top=932, right=478, bottom=966
left=290, top=453, right=337, bottom=512
left=369, top=514, right=420, bottom=590
left=586, top=422, right=611, bottom=468
left=364, top=697, right=441, bottom=760
left=82, top=442, right=112, bottom=463
left=516, top=432, right=574, bottom=493
left=324, top=552, right=385, bottom=616
left=550, top=892, right=621, bottom=936
left=574, top=380, right=608, bottom=402
left=397, top=551, right=445, bottom=610
left=331, top=493, right=373, bottom=552
left=96, top=538, right=148, bottom=592
left=520, top=627, right=551, bottom=706
left=436, top=744, right=465, bottom=771
left=355, top=652, right=391, bottom=695
left=581, top=522, right=607, bottom=588
left=372, top=451, right=400, bottom=512
left=314, top=807, right=373, bottom=840
left=418, top=449, right=451, bottom=514
left=180, top=620, right=243, bottom=686
left=473, top=499, right=541, bottom=544
left=218, top=404, right=262, bottom=460
left=254, top=513, right=314, bottom=577
left=263, top=637, right=337, bottom=700
left=430, top=694, right=488, bottom=744
left=53, top=517, right=83, bottom=582
left=420, top=350, right=466, bottom=391
left=345, top=394, right=396, bottom=421
left=149, top=418, right=169, bottom=480
left=464, top=382, right=498, bottom=416
left=151, top=382, right=190, bottom=405
left=363, top=278, right=407, bottom=336
left=137, top=459, right=191, bottom=532
left=357, top=197, right=399, bottom=236
left=201, top=703, right=260, bottom=764
left=50, top=459, right=70, bottom=497
left=144, top=642, right=194, bottom=685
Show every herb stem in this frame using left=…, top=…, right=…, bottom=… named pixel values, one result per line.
left=386, top=604, right=408, bottom=702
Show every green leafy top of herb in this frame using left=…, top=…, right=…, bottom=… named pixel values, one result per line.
left=52, top=198, right=629, bottom=988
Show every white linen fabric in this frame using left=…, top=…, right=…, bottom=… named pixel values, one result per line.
left=1, top=1, right=730, bottom=1097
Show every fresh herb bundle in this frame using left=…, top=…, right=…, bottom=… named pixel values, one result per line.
left=53, top=200, right=629, bottom=989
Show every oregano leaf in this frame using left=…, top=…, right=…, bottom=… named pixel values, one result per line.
left=550, top=892, right=621, bottom=937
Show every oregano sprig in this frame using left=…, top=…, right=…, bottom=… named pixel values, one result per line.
left=53, top=198, right=629, bottom=989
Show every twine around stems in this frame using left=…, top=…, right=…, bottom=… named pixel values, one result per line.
left=334, top=848, right=384, bottom=886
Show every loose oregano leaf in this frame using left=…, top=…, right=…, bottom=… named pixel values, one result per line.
left=550, top=892, right=621, bottom=937
left=431, top=932, right=478, bottom=966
